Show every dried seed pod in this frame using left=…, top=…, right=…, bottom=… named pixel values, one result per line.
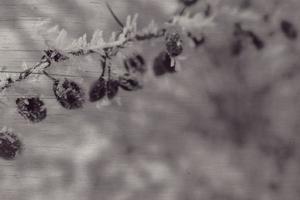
left=119, top=74, right=142, bottom=91
left=123, top=54, right=146, bottom=74
left=153, top=51, right=174, bottom=76
left=280, top=20, right=298, bottom=40
left=106, top=79, right=119, bottom=99
left=179, top=0, right=198, bottom=6
left=135, top=54, right=146, bottom=73
left=165, top=32, right=183, bottom=57
left=0, top=130, right=22, bottom=160
left=89, top=77, right=107, bottom=102
left=44, top=49, right=68, bottom=62
left=16, top=97, right=47, bottom=123
left=53, top=79, right=85, bottom=109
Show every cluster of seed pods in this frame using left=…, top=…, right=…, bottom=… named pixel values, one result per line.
left=14, top=33, right=184, bottom=124
left=89, top=53, right=145, bottom=102
left=14, top=51, right=147, bottom=124
left=13, top=28, right=186, bottom=123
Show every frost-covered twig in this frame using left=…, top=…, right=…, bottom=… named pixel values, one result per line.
left=0, top=1, right=261, bottom=93
left=0, top=14, right=167, bottom=93
left=0, top=56, right=51, bottom=92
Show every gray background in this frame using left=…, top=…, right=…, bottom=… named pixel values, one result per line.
left=0, top=0, right=299, bottom=199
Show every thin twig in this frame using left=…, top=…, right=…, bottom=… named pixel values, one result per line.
left=43, top=70, right=57, bottom=82
left=100, top=56, right=107, bottom=78
left=105, top=2, right=124, bottom=28
left=0, top=58, right=51, bottom=92
left=0, top=70, right=93, bottom=78
left=179, top=6, right=187, bottom=16
left=0, top=5, right=168, bottom=93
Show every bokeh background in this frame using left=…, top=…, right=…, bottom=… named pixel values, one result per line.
left=0, top=0, right=300, bottom=199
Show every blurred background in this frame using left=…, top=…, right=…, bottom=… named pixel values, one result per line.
left=0, top=0, right=300, bottom=199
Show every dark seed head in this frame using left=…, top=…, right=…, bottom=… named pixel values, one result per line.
left=44, top=49, right=68, bottom=62
left=7, top=78, right=13, bottom=84
left=53, top=79, right=85, bottom=109
left=153, top=51, right=174, bottom=76
left=135, top=54, right=145, bottom=66
left=0, top=130, right=22, bottom=160
left=119, top=74, right=142, bottom=91
left=179, top=0, right=198, bottom=6
left=280, top=20, right=298, bottom=40
left=165, top=32, right=183, bottom=57
left=89, top=77, right=107, bottom=102
left=123, top=54, right=146, bottom=74
left=16, top=97, right=47, bottom=123
left=106, top=79, right=119, bottom=99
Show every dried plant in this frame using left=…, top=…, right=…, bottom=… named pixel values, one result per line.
left=0, top=0, right=298, bottom=165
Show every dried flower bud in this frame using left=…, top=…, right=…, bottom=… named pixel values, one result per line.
left=44, top=49, right=68, bottom=62
left=89, top=77, right=107, bottom=102
left=53, top=79, right=85, bottom=109
left=107, top=79, right=119, bottom=99
left=119, top=74, right=142, bottom=91
left=165, top=32, right=183, bottom=57
left=153, top=51, right=174, bottom=76
left=0, top=130, right=22, bottom=160
left=124, top=54, right=146, bottom=74
left=16, top=97, right=47, bottom=123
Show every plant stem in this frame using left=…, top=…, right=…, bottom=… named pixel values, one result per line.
left=100, top=56, right=107, bottom=78
left=105, top=2, right=124, bottom=28
left=43, top=70, right=57, bottom=82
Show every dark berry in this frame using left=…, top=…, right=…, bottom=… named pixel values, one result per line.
left=0, top=130, right=22, bottom=160
left=89, top=77, right=107, bottom=102
left=165, top=32, right=183, bottom=57
left=16, top=97, right=47, bottom=123
left=280, top=20, right=298, bottom=40
left=119, top=74, right=142, bottom=91
left=153, top=51, right=174, bottom=76
left=179, top=0, right=198, bottom=6
left=53, top=79, right=85, bottom=109
left=106, top=79, right=119, bottom=99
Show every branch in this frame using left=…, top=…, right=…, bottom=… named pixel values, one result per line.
left=0, top=1, right=225, bottom=93
left=0, top=57, right=51, bottom=92
left=0, top=18, right=166, bottom=93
